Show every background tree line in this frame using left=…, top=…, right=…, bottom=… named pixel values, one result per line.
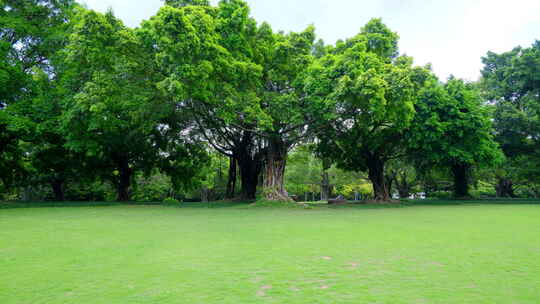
left=1, top=0, right=539, bottom=202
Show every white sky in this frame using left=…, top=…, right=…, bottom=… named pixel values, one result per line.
left=80, top=0, right=540, bottom=81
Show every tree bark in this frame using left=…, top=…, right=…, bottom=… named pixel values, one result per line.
left=451, top=163, right=470, bottom=198
left=236, top=150, right=263, bottom=201
left=116, top=159, right=133, bottom=202
left=263, top=137, right=290, bottom=201
left=225, top=157, right=237, bottom=199
left=51, top=179, right=65, bottom=201
left=238, top=163, right=259, bottom=200
left=367, top=154, right=391, bottom=202
left=495, top=177, right=515, bottom=198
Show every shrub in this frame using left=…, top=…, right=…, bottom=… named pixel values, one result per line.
left=132, top=173, right=173, bottom=202
left=162, top=197, right=181, bottom=207
left=428, top=191, right=453, bottom=199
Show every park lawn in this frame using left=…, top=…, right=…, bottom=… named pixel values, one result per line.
left=1, top=202, right=539, bottom=303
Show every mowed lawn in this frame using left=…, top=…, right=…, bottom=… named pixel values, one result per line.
left=1, top=203, right=539, bottom=303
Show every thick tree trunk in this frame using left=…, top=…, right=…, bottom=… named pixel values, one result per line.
left=229, top=131, right=264, bottom=201
left=367, top=155, right=391, bottom=202
left=51, top=179, right=65, bottom=201
left=225, top=157, right=237, bottom=199
left=116, top=159, right=133, bottom=202
left=263, top=137, right=290, bottom=201
left=236, top=153, right=262, bottom=200
left=451, top=163, right=470, bottom=198
left=495, top=177, right=515, bottom=198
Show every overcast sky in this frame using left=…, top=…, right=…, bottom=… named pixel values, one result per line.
left=80, top=0, right=540, bottom=81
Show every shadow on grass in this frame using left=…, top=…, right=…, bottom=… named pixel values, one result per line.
left=0, top=200, right=254, bottom=210
left=0, top=201, right=123, bottom=209
left=404, top=198, right=540, bottom=206
left=317, top=198, right=540, bottom=210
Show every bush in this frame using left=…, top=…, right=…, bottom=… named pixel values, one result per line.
left=428, top=191, right=453, bottom=199
left=132, top=173, right=173, bottom=202
left=335, top=182, right=373, bottom=200
left=162, top=197, right=181, bottom=207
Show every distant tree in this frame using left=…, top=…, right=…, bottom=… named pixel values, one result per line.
left=163, top=0, right=210, bottom=7
left=284, top=145, right=323, bottom=199
left=387, top=159, right=418, bottom=199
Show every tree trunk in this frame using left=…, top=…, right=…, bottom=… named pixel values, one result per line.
left=397, top=186, right=410, bottom=199
left=495, top=177, right=515, bottom=198
left=321, top=158, right=331, bottom=201
left=236, top=153, right=262, bottom=200
left=385, top=172, right=395, bottom=199
left=51, top=179, right=65, bottom=201
left=263, top=137, right=290, bottom=201
left=367, top=155, right=391, bottom=202
left=237, top=155, right=262, bottom=200
left=321, top=172, right=330, bottom=201
left=225, top=157, right=237, bottom=199
left=232, top=132, right=264, bottom=201
left=201, top=187, right=210, bottom=202
left=395, top=173, right=411, bottom=199
left=451, top=163, right=470, bottom=198
left=116, top=159, right=133, bottom=202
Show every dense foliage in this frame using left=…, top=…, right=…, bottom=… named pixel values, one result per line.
left=0, top=0, right=537, bottom=202
left=481, top=41, right=540, bottom=197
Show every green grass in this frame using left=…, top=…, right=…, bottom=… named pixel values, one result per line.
left=1, top=202, right=540, bottom=303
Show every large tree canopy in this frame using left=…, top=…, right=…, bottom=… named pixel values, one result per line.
left=254, top=24, right=319, bottom=201
left=305, top=19, right=418, bottom=201
left=145, top=0, right=324, bottom=201
left=59, top=8, right=207, bottom=201
left=408, top=77, right=502, bottom=197
left=140, top=0, right=264, bottom=200
left=481, top=41, right=540, bottom=196
left=0, top=0, right=76, bottom=190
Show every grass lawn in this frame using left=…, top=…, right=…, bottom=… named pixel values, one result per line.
left=1, top=202, right=540, bottom=303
